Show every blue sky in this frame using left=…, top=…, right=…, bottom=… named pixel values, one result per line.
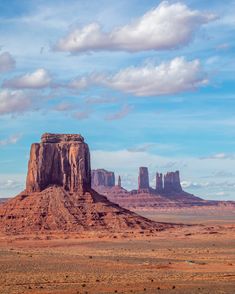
left=0, top=0, right=235, bottom=200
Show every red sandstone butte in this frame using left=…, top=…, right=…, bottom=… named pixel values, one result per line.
left=0, top=133, right=171, bottom=234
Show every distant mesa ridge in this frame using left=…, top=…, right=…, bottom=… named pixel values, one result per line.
left=91, top=169, right=115, bottom=188
left=91, top=166, right=206, bottom=209
left=91, top=167, right=186, bottom=195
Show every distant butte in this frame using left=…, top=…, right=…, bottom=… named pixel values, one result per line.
left=0, top=133, right=172, bottom=234
left=91, top=167, right=235, bottom=210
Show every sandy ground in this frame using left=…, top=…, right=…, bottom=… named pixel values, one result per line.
left=0, top=210, right=235, bottom=294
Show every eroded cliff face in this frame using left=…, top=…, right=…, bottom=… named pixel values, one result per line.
left=0, top=133, right=163, bottom=234
left=26, top=133, right=91, bottom=194
left=156, top=173, right=163, bottom=193
left=138, top=167, right=149, bottom=191
left=91, top=169, right=115, bottom=188
left=163, top=171, right=182, bottom=193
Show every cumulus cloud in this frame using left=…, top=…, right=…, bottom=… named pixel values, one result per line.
left=105, top=104, right=133, bottom=120
left=68, top=57, right=207, bottom=96
left=69, top=76, right=90, bottom=89
left=53, top=102, right=73, bottom=112
left=73, top=110, right=91, bottom=120
left=200, top=153, right=235, bottom=160
left=55, top=1, right=216, bottom=53
left=103, top=57, right=208, bottom=96
left=0, top=90, right=33, bottom=115
left=0, top=52, right=15, bottom=72
left=85, top=96, right=117, bottom=105
left=127, top=143, right=156, bottom=153
left=181, top=180, right=209, bottom=189
left=0, top=134, right=22, bottom=146
left=0, top=179, right=23, bottom=190
left=3, top=68, right=52, bottom=89
left=127, top=143, right=178, bottom=153
left=216, top=43, right=230, bottom=50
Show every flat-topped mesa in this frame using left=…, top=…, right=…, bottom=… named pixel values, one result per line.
left=41, top=133, right=84, bottom=143
left=163, top=170, right=182, bottom=193
left=91, top=169, right=115, bottom=188
left=26, top=133, right=91, bottom=193
left=156, top=172, right=163, bottom=193
left=138, top=167, right=149, bottom=191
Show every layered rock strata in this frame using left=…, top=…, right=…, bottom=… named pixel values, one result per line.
left=0, top=133, right=166, bottom=234
left=138, top=167, right=149, bottom=191
left=163, top=171, right=182, bottom=193
left=26, top=133, right=90, bottom=193
left=118, top=176, right=122, bottom=188
left=91, top=169, right=115, bottom=188
left=156, top=173, right=163, bottom=193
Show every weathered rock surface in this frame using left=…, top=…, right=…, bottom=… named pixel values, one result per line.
left=164, top=171, right=182, bottom=193
left=138, top=167, right=149, bottom=191
left=156, top=172, right=163, bottom=193
left=0, top=133, right=167, bottom=234
left=92, top=168, right=207, bottom=210
left=91, top=169, right=115, bottom=188
left=26, top=133, right=90, bottom=193
left=118, top=175, right=122, bottom=188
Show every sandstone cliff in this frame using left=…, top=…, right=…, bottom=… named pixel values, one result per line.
left=163, top=171, right=182, bottom=193
left=156, top=172, right=163, bottom=193
left=91, top=169, right=115, bottom=188
left=26, top=133, right=91, bottom=193
left=0, top=133, right=167, bottom=234
left=138, top=167, right=149, bottom=191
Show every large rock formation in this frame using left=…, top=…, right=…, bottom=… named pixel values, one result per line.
left=98, top=168, right=204, bottom=210
left=26, top=133, right=90, bottom=193
left=91, top=169, right=115, bottom=188
left=0, top=133, right=167, bottom=234
left=156, top=172, right=163, bottom=193
left=117, top=176, right=122, bottom=188
left=138, top=167, right=149, bottom=191
left=163, top=171, right=182, bottom=193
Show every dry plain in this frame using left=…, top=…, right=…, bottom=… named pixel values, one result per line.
left=0, top=209, right=234, bottom=294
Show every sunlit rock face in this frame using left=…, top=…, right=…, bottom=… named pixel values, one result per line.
left=26, top=133, right=91, bottom=194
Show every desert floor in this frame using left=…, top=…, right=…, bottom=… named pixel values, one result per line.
left=0, top=209, right=235, bottom=294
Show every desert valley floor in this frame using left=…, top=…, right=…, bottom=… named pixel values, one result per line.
left=0, top=208, right=234, bottom=294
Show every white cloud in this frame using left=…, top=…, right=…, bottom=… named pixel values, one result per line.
left=127, top=143, right=178, bottom=153
left=201, top=153, right=235, bottom=160
left=0, top=52, right=15, bottom=72
left=216, top=43, right=230, bottom=50
left=0, top=134, right=22, bottom=146
left=103, top=57, right=208, bottom=96
left=53, top=102, right=73, bottom=112
left=55, top=1, right=216, bottom=53
left=0, top=90, right=33, bottom=115
left=3, top=68, right=52, bottom=89
left=0, top=179, right=23, bottom=190
left=105, top=104, right=133, bottom=120
left=85, top=96, right=117, bottom=105
left=73, top=110, right=91, bottom=120
left=68, top=57, right=207, bottom=96
left=181, top=180, right=209, bottom=189
left=69, top=76, right=90, bottom=89
left=0, top=174, right=25, bottom=197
